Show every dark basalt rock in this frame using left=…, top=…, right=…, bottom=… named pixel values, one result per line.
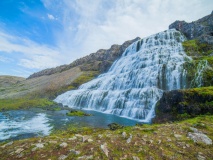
left=169, top=11, right=213, bottom=44
left=153, top=88, right=213, bottom=123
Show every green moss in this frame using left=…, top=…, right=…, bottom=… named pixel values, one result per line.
left=177, top=113, right=191, bottom=120
left=66, top=110, right=92, bottom=117
left=183, top=56, right=213, bottom=87
left=186, top=86, right=213, bottom=96
left=0, top=98, right=56, bottom=111
left=182, top=40, right=213, bottom=57
left=71, top=71, right=99, bottom=88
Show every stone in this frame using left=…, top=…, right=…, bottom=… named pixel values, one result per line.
left=108, top=123, right=123, bottom=130
left=36, top=143, right=44, bottom=148
left=17, top=153, right=23, bottom=158
left=101, top=143, right=109, bottom=157
left=122, top=132, right=127, bottom=138
left=197, top=154, right=206, bottom=160
left=31, top=147, right=37, bottom=152
left=174, top=134, right=182, bottom=139
left=158, top=140, right=161, bottom=144
left=78, top=155, right=93, bottom=160
left=127, top=134, right=132, bottom=144
left=133, top=156, right=140, bottom=160
left=143, top=134, right=147, bottom=138
left=88, top=139, right=93, bottom=142
left=70, top=149, right=81, bottom=155
left=68, top=136, right=77, bottom=141
left=1, top=141, right=13, bottom=148
left=190, top=127, right=200, bottom=133
left=58, top=155, right=68, bottom=160
left=15, top=148, right=24, bottom=154
left=98, top=134, right=103, bottom=138
left=75, top=134, right=83, bottom=138
left=186, top=144, right=190, bottom=148
left=60, top=142, right=68, bottom=148
left=83, top=135, right=91, bottom=142
left=167, top=138, right=172, bottom=142
left=188, top=132, right=212, bottom=145
left=49, top=140, right=58, bottom=144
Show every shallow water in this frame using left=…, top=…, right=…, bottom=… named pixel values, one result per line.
left=0, top=108, right=139, bottom=142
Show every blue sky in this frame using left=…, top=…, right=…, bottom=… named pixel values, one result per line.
left=0, top=0, right=212, bottom=77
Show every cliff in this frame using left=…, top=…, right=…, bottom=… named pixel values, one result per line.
left=169, top=11, right=213, bottom=44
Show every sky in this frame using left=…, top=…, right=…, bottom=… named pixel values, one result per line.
left=0, top=0, right=212, bottom=78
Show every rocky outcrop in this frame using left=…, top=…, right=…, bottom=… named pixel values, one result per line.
left=169, top=11, right=213, bottom=44
left=187, top=127, right=212, bottom=145
left=153, top=87, right=213, bottom=123
left=28, top=37, right=140, bottom=79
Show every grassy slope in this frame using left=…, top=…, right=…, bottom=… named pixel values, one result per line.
left=0, top=98, right=56, bottom=111
left=0, top=70, right=99, bottom=111
left=0, top=115, right=212, bottom=160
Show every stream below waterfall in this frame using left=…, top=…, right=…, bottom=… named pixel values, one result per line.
left=0, top=107, right=139, bottom=142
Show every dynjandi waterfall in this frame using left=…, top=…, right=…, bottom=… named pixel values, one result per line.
left=55, top=29, right=192, bottom=122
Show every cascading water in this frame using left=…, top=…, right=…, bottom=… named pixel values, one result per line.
left=191, top=60, right=208, bottom=87
left=55, top=29, right=190, bottom=122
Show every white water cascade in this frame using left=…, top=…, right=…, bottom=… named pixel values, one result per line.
left=55, top=29, right=190, bottom=122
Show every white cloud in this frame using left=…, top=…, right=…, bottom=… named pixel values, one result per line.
left=0, top=30, right=62, bottom=69
left=42, top=0, right=213, bottom=62
left=0, top=55, right=12, bottom=63
left=47, top=13, right=56, bottom=20
left=1, top=0, right=213, bottom=77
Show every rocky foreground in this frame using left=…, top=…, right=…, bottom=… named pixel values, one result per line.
left=0, top=115, right=212, bottom=160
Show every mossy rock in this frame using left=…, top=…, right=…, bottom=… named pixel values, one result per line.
left=154, top=87, right=213, bottom=123
left=108, top=123, right=124, bottom=130
left=182, top=40, right=213, bottom=88
left=66, top=110, right=92, bottom=117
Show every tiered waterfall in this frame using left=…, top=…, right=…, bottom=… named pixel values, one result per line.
left=55, top=29, right=190, bottom=122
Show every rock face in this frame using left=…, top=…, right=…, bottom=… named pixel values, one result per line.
left=153, top=88, right=213, bottom=123
left=169, top=11, right=213, bottom=44
left=28, top=37, right=140, bottom=79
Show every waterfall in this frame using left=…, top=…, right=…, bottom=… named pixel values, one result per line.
left=191, top=60, right=208, bottom=87
left=55, top=29, right=190, bottom=122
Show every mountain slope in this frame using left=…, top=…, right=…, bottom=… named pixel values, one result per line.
left=28, top=38, right=140, bottom=79
left=0, top=38, right=139, bottom=100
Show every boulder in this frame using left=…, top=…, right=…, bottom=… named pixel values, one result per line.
left=108, top=123, right=124, bottom=130
left=187, top=132, right=212, bottom=145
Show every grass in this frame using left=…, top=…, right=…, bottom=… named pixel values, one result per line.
left=35, top=71, right=99, bottom=99
left=70, top=71, right=99, bottom=88
left=182, top=39, right=213, bottom=57
left=66, top=110, right=92, bottom=116
left=0, top=98, right=56, bottom=111
left=0, top=115, right=213, bottom=160
left=185, top=86, right=213, bottom=96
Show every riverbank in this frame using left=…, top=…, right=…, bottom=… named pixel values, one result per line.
left=0, top=115, right=212, bottom=160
